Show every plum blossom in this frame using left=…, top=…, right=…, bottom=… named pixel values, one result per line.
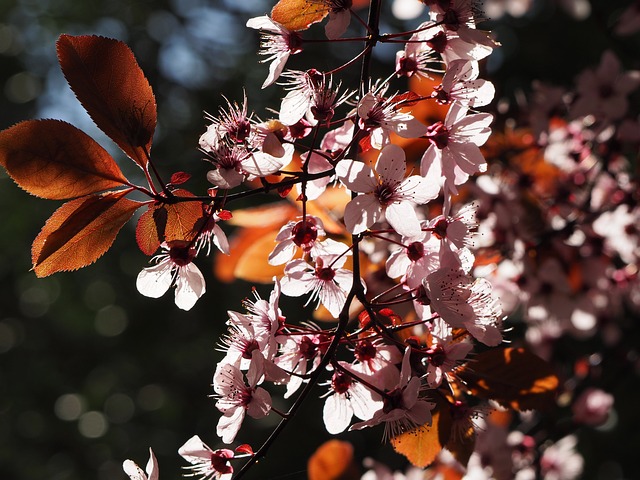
left=431, top=59, right=495, bottom=108
left=350, top=347, right=435, bottom=441
left=123, top=448, right=159, bottom=480
left=246, top=16, right=303, bottom=88
left=539, top=435, right=584, bottom=480
left=324, top=0, right=353, bottom=39
left=336, top=144, right=439, bottom=237
left=280, top=254, right=355, bottom=317
left=322, top=364, right=383, bottom=434
left=572, top=388, right=614, bottom=426
left=213, top=354, right=272, bottom=443
left=136, top=242, right=206, bottom=311
left=357, top=88, right=428, bottom=149
left=423, top=319, right=474, bottom=388
left=179, top=435, right=234, bottom=480
left=275, top=327, right=328, bottom=398
left=269, top=215, right=345, bottom=265
left=421, top=103, right=493, bottom=196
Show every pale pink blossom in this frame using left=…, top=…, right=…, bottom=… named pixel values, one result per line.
left=350, top=347, right=435, bottom=441
left=540, top=435, right=584, bottom=480
left=324, top=0, right=352, bottom=39
left=357, top=89, right=428, bottom=149
left=416, top=22, right=497, bottom=67
left=269, top=216, right=346, bottom=265
left=420, top=103, right=493, bottom=196
left=572, top=388, right=614, bottom=426
left=213, top=354, right=272, bottom=443
left=351, top=338, right=403, bottom=378
left=424, top=320, right=473, bottom=388
left=294, top=151, right=335, bottom=201
left=246, top=16, right=303, bottom=88
left=336, top=144, right=439, bottom=237
left=275, top=328, right=327, bottom=398
left=280, top=255, right=355, bottom=317
left=178, top=435, right=234, bottom=480
left=431, top=59, right=495, bottom=108
left=322, top=364, right=383, bottom=434
left=615, top=2, right=640, bottom=36
left=123, top=448, right=159, bottom=480
left=136, top=242, right=206, bottom=311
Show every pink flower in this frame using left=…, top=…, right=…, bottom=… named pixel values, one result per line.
left=336, top=144, right=439, bottom=237
left=275, top=327, right=328, bottom=398
left=269, top=216, right=345, bottom=265
left=350, top=347, right=435, bottom=441
left=572, top=388, right=614, bottom=426
left=322, top=364, right=383, bottom=434
left=324, top=0, right=352, bottom=39
left=420, top=103, right=492, bottom=196
left=246, top=16, right=303, bottom=88
left=431, top=59, right=495, bottom=108
left=540, top=435, right=584, bottom=480
left=178, top=435, right=234, bottom=480
left=136, top=242, right=206, bottom=311
left=123, top=448, right=159, bottom=480
left=280, top=255, right=355, bottom=317
left=357, top=88, right=428, bottom=149
left=213, top=354, right=272, bottom=444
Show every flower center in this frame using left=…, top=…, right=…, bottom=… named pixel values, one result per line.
left=169, top=243, right=196, bottom=266
left=427, top=31, right=447, bottom=54
left=407, top=241, right=425, bottom=261
left=292, top=219, right=318, bottom=248
left=354, top=339, right=377, bottom=362
left=426, top=121, right=449, bottom=149
left=331, top=371, right=352, bottom=394
left=316, top=266, right=336, bottom=282
left=374, top=182, right=396, bottom=206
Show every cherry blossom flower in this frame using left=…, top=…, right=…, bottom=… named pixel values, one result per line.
left=336, top=144, right=439, bottom=237
left=280, top=254, right=355, bottom=317
left=322, top=364, right=383, bottom=434
left=275, top=327, right=328, bottom=398
left=421, top=103, right=492, bottom=196
left=385, top=228, right=440, bottom=288
left=615, top=2, right=640, bottom=36
left=213, top=354, right=272, bottom=444
left=201, top=93, right=253, bottom=147
left=295, top=151, right=335, bottom=201
left=351, top=338, right=403, bottom=377
left=572, top=388, right=614, bottom=426
left=570, top=50, right=640, bottom=122
left=423, top=320, right=473, bottom=388
left=179, top=435, right=234, bottom=480
left=540, top=435, right=584, bottom=480
left=246, top=16, right=303, bottom=88
left=123, top=448, right=159, bottom=480
left=423, top=252, right=503, bottom=346
left=431, top=59, right=495, bottom=108
left=395, top=24, right=440, bottom=78
left=269, top=215, right=346, bottom=265
left=279, top=70, right=354, bottom=127
left=357, top=88, right=428, bottom=149
left=136, top=242, right=206, bottom=311
left=416, top=22, right=497, bottom=67
left=350, top=347, right=435, bottom=441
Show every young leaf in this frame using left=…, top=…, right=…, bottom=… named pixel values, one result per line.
left=57, top=34, right=157, bottom=169
left=271, top=0, right=330, bottom=31
left=0, top=119, right=130, bottom=200
left=391, top=397, right=452, bottom=468
left=135, top=204, right=164, bottom=255
left=456, top=347, right=559, bottom=411
left=163, top=190, right=207, bottom=243
left=31, top=189, right=142, bottom=277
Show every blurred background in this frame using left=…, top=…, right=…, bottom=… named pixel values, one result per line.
left=1, top=0, right=638, bottom=479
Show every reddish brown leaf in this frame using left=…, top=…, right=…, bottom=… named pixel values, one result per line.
left=456, top=347, right=559, bottom=411
left=135, top=204, right=163, bottom=255
left=170, top=171, right=191, bottom=185
left=32, top=189, right=142, bottom=277
left=163, top=190, right=206, bottom=243
left=307, top=440, right=359, bottom=480
left=391, top=396, right=452, bottom=468
left=0, top=119, right=129, bottom=200
left=271, top=0, right=330, bottom=31
left=57, top=34, right=157, bottom=168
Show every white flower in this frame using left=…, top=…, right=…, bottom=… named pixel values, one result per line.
left=123, top=448, right=158, bottom=480
left=246, top=16, right=303, bottom=88
left=336, top=144, right=439, bottom=237
left=179, top=435, right=234, bottom=480
left=136, top=242, right=206, bottom=311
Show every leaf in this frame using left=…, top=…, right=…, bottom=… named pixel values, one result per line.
left=234, top=229, right=289, bottom=283
left=57, top=34, right=157, bottom=168
left=163, top=190, right=206, bottom=243
left=391, top=397, right=452, bottom=468
left=271, top=0, right=330, bottom=31
left=136, top=204, right=163, bottom=255
left=456, top=347, right=559, bottom=411
left=0, top=119, right=129, bottom=200
left=307, top=440, right=358, bottom=480
left=32, top=189, right=142, bottom=277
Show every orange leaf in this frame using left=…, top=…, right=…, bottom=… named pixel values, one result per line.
left=271, top=0, right=330, bottom=31
left=391, top=396, right=452, bottom=468
left=136, top=204, right=163, bottom=255
left=31, top=189, right=142, bottom=277
left=234, top=229, right=289, bottom=283
left=57, top=34, right=157, bottom=168
left=163, top=191, right=207, bottom=243
left=0, top=119, right=129, bottom=200
left=456, top=347, right=559, bottom=411
left=307, top=440, right=358, bottom=480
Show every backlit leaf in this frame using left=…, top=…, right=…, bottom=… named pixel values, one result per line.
left=163, top=190, right=207, bottom=243
left=136, top=204, right=163, bottom=255
left=391, top=396, right=452, bottom=468
left=234, top=229, right=288, bottom=283
left=32, top=189, right=142, bottom=277
left=307, top=440, right=358, bottom=480
left=456, top=347, right=559, bottom=411
left=271, top=0, right=330, bottom=31
left=0, top=119, right=129, bottom=200
left=57, top=34, right=157, bottom=168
